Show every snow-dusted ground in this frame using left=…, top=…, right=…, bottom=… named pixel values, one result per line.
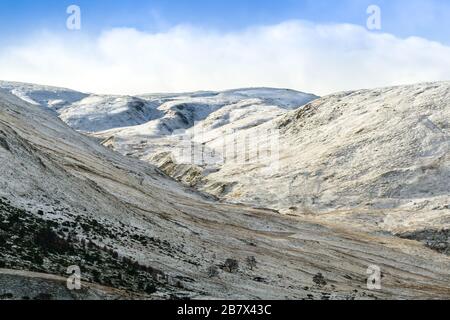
left=190, top=82, right=450, bottom=231
left=25, top=80, right=445, bottom=236
left=1, top=81, right=449, bottom=299
left=1, top=81, right=448, bottom=233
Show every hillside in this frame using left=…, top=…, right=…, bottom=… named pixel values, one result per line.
left=67, top=82, right=450, bottom=241
left=1, top=87, right=450, bottom=299
left=186, top=83, right=450, bottom=218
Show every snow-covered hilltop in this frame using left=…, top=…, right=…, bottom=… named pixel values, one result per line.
left=0, top=81, right=88, bottom=110
left=0, top=81, right=317, bottom=134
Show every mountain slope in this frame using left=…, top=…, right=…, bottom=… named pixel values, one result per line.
left=120, top=82, right=449, bottom=236
left=278, top=82, right=449, bottom=211
left=199, top=83, right=450, bottom=231
left=1, top=88, right=450, bottom=299
left=2, top=81, right=448, bottom=235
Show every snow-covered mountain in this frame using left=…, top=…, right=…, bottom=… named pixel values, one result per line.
left=2, top=81, right=449, bottom=234
left=1, top=81, right=449, bottom=299
left=59, top=95, right=162, bottom=132
left=0, top=81, right=320, bottom=189
left=0, top=81, right=317, bottom=134
left=185, top=82, right=450, bottom=217
left=192, top=82, right=450, bottom=250
left=0, top=81, right=88, bottom=110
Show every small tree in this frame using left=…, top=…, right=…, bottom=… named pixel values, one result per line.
left=246, top=256, right=257, bottom=271
left=223, top=259, right=239, bottom=273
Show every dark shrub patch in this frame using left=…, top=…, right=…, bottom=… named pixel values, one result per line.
left=35, top=226, right=73, bottom=254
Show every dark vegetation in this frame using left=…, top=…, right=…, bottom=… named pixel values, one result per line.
left=313, top=273, right=327, bottom=288
left=0, top=198, right=180, bottom=296
left=398, top=229, right=450, bottom=255
left=222, top=258, right=239, bottom=273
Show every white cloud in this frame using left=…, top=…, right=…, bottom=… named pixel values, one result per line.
left=1, top=20, right=450, bottom=95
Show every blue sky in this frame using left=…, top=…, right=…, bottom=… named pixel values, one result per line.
left=1, top=0, right=449, bottom=43
left=0, top=0, right=449, bottom=94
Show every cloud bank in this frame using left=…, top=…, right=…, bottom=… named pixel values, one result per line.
left=1, top=20, right=450, bottom=95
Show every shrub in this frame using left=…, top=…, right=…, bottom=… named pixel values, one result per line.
left=313, top=273, right=327, bottom=288
left=34, top=226, right=73, bottom=254
left=223, top=259, right=239, bottom=273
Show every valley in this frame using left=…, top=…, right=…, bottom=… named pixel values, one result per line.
left=0, top=81, right=449, bottom=300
